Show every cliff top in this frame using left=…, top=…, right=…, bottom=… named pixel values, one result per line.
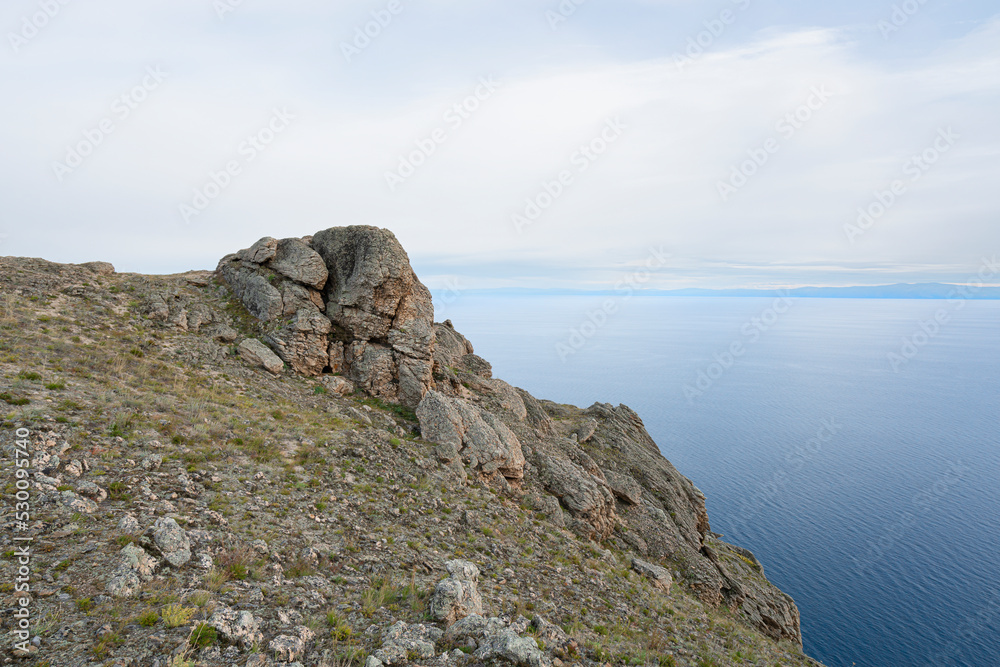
left=0, top=229, right=823, bottom=667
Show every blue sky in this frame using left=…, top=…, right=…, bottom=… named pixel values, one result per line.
left=1, top=0, right=998, bottom=290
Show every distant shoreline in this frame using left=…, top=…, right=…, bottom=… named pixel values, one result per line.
left=434, top=284, right=1000, bottom=300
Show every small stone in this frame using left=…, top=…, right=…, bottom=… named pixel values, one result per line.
left=148, top=517, right=191, bottom=568
left=269, top=634, right=306, bottom=662
left=141, top=454, right=163, bottom=471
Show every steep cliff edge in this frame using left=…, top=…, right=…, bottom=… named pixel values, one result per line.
left=0, top=229, right=822, bottom=667
left=217, top=226, right=804, bottom=646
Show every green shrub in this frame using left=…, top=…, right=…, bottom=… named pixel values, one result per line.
left=138, top=609, right=159, bottom=627
left=189, top=623, right=217, bottom=648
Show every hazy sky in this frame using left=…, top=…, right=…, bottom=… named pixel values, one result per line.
left=2, top=0, right=998, bottom=290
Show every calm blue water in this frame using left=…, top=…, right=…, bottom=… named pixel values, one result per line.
left=431, top=295, right=1000, bottom=667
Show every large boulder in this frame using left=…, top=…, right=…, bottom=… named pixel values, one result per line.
left=217, top=227, right=435, bottom=406
left=538, top=455, right=617, bottom=540
left=428, top=560, right=484, bottom=625
left=311, top=226, right=435, bottom=407
left=417, top=391, right=526, bottom=481
left=238, top=338, right=284, bottom=374
left=269, top=238, right=327, bottom=289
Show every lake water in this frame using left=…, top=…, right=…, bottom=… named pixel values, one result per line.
left=431, top=294, right=1000, bottom=667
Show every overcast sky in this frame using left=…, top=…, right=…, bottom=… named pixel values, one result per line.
left=2, top=0, right=998, bottom=290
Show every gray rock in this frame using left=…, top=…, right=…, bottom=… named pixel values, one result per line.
left=268, top=634, right=305, bottom=662
left=117, top=514, right=140, bottom=533
left=571, top=417, right=598, bottom=443
left=148, top=517, right=191, bottom=568
left=106, top=544, right=157, bottom=598
left=531, top=616, right=568, bottom=645
left=140, top=453, right=163, bottom=470
left=538, top=456, right=616, bottom=540
left=632, top=557, right=673, bottom=591
left=474, top=628, right=548, bottom=667
left=238, top=338, right=284, bottom=374
left=237, top=237, right=278, bottom=264
left=264, top=309, right=332, bottom=375
left=227, top=267, right=284, bottom=322
left=429, top=560, right=483, bottom=625
left=444, top=613, right=488, bottom=642
left=604, top=470, right=642, bottom=505
left=416, top=391, right=525, bottom=481
left=75, top=481, right=106, bottom=503
left=374, top=621, right=438, bottom=665
left=211, top=323, right=239, bottom=342
left=63, top=493, right=98, bottom=514
left=322, top=375, right=354, bottom=396
left=269, top=238, right=328, bottom=289
left=209, top=605, right=262, bottom=648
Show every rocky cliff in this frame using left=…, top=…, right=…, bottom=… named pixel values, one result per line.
left=0, top=229, right=822, bottom=667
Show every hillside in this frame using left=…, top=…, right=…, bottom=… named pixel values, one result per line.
left=0, top=227, right=824, bottom=667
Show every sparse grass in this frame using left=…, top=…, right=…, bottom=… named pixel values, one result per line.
left=161, top=603, right=196, bottom=628
left=327, top=611, right=353, bottom=641
left=108, top=481, right=130, bottom=501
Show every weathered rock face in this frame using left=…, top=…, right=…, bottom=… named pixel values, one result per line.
left=312, top=226, right=435, bottom=407
left=428, top=560, right=484, bottom=625
left=416, top=391, right=526, bottom=482
left=217, top=226, right=435, bottom=406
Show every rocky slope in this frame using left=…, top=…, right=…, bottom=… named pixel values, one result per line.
left=0, top=227, right=824, bottom=667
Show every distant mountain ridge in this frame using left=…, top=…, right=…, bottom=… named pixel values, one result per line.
left=439, top=283, right=1000, bottom=300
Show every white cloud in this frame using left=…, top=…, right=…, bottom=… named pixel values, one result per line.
left=1, top=3, right=997, bottom=287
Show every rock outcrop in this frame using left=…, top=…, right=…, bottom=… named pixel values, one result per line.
left=428, top=559, right=484, bottom=625
left=217, top=226, right=435, bottom=406
left=416, top=391, right=526, bottom=483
